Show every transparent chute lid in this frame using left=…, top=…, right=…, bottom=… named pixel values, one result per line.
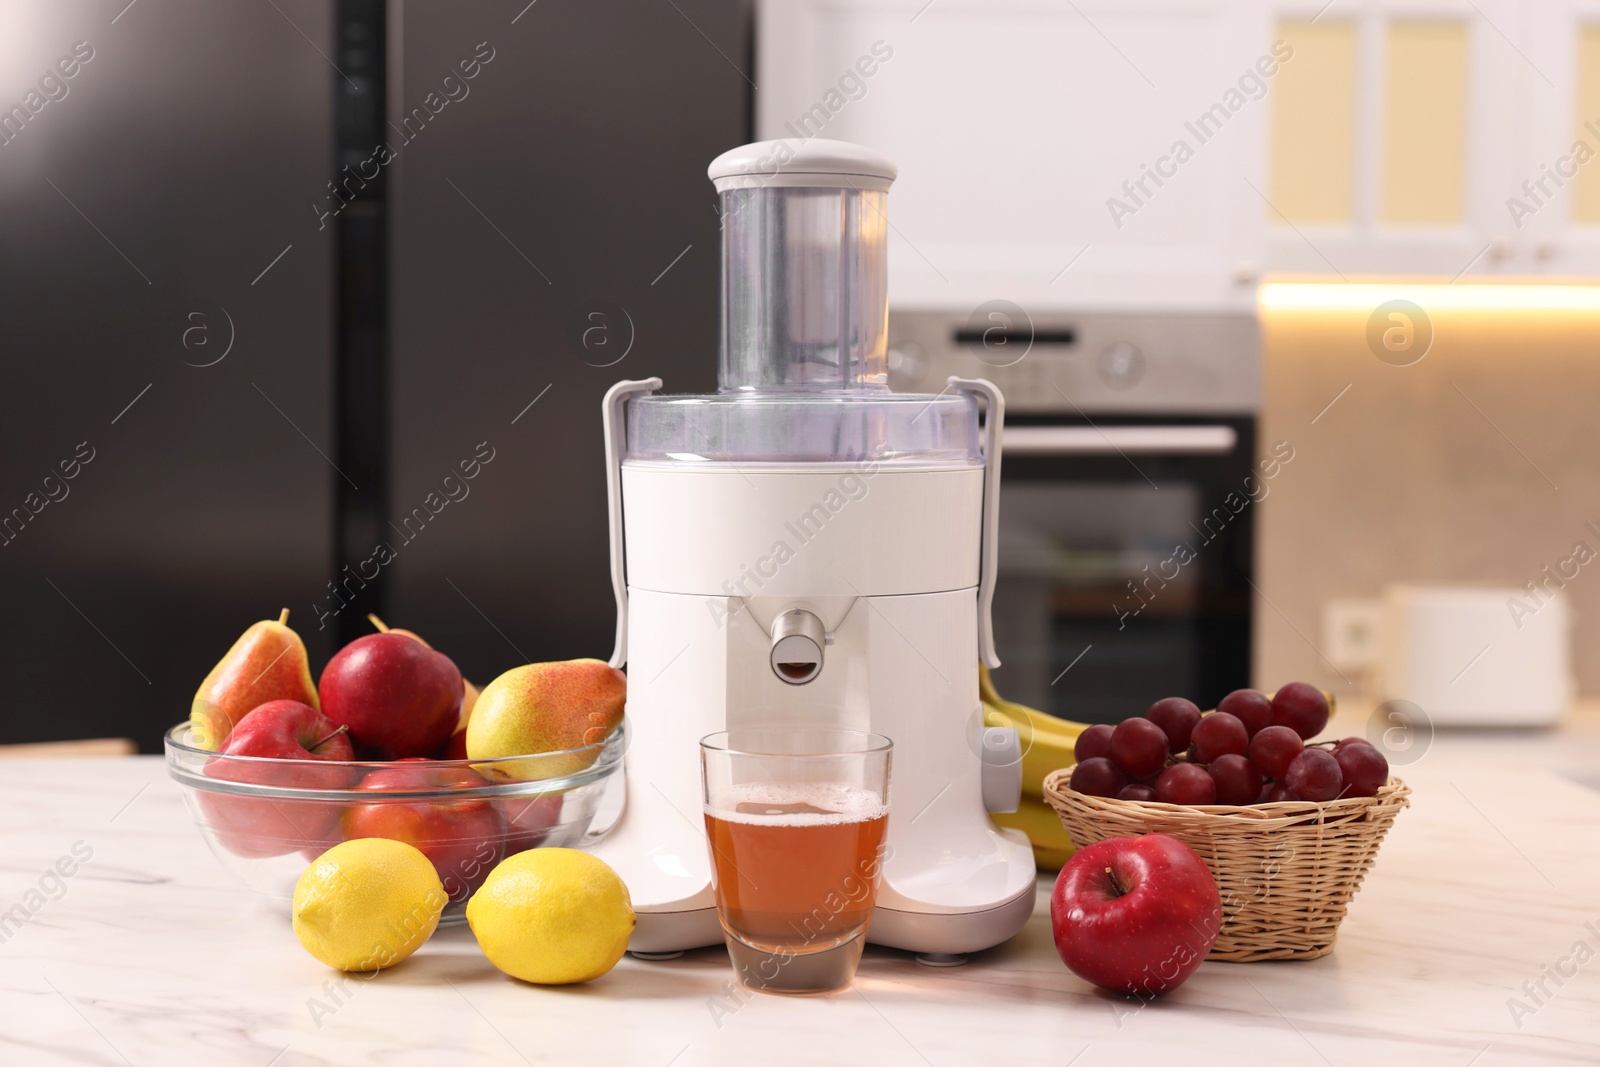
left=626, top=139, right=979, bottom=466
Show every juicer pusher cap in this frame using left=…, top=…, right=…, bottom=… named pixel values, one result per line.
left=708, top=138, right=897, bottom=192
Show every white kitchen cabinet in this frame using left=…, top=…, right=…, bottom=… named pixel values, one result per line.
left=1264, top=0, right=1600, bottom=279
left=757, top=0, right=1277, bottom=312
left=756, top=0, right=1600, bottom=305
left=1263, top=0, right=1525, bottom=278
left=1520, top=0, right=1600, bottom=275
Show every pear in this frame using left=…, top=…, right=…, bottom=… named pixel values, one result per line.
left=367, top=614, right=480, bottom=733
left=190, top=609, right=320, bottom=750
left=466, top=660, right=626, bottom=779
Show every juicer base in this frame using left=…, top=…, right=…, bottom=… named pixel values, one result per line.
left=629, top=907, right=725, bottom=955
left=866, top=880, right=1037, bottom=956
left=914, top=953, right=968, bottom=968
left=627, top=880, right=1037, bottom=957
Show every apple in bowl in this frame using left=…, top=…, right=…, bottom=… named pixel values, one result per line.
left=199, top=701, right=360, bottom=858
left=496, top=791, right=564, bottom=855
left=319, top=633, right=463, bottom=760
left=340, top=759, right=506, bottom=903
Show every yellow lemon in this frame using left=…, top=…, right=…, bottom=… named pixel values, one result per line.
left=466, top=849, right=635, bottom=984
left=292, top=839, right=447, bottom=972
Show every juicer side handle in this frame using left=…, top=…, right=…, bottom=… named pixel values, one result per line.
left=948, top=377, right=1004, bottom=669
left=602, top=377, right=663, bottom=669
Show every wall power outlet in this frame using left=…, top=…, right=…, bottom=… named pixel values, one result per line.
left=1323, top=599, right=1385, bottom=672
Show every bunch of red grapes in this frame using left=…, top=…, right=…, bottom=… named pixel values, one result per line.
left=1068, top=682, right=1390, bottom=805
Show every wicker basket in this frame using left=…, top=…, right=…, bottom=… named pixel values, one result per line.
left=1041, top=768, right=1411, bottom=962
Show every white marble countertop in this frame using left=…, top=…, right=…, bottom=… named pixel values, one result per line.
left=4, top=706, right=1600, bottom=1066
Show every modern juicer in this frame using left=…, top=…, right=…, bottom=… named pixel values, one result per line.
left=591, top=139, right=1033, bottom=960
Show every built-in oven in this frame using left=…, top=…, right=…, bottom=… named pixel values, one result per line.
left=888, top=312, right=1262, bottom=724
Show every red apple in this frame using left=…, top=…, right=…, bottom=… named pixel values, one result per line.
left=340, top=759, right=505, bottom=903
left=471, top=759, right=564, bottom=854
left=499, top=792, right=564, bottom=854
left=1050, top=833, right=1221, bottom=996
left=319, top=633, right=463, bottom=759
left=434, top=730, right=469, bottom=761
left=199, top=700, right=359, bottom=858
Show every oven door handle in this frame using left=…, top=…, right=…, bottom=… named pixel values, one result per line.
left=948, top=376, right=1004, bottom=669
left=1001, top=425, right=1238, bottom=455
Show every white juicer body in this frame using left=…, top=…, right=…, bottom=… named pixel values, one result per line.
left=592, top=381, right=1034, bottom=956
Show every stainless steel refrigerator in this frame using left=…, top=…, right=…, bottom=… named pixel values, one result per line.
left=0, top=0, right=750, bottom=749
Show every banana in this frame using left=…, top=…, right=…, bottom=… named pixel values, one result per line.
left=980, top=665, right=1091, bottom=867
left=980, top=666, right=1086, bottom=746
left=981, top=664, right=1088, bottom=797
left=991, top=796, right=1076, bottom=871
left=982, top=700, right=1081, bottom=796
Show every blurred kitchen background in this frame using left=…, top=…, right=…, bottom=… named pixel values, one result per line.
left=2, top=0, right=1596, bottom=750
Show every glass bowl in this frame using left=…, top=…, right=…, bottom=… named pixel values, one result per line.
left=164, top=721, right=624, bottom=925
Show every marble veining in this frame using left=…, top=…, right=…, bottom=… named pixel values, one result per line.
left=1, top=711, right=1599, bottom=1066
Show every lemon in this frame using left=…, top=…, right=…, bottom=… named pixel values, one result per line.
left=292, top=839, right=447, bottom=972
left=466, top=849, right=635, bottom=984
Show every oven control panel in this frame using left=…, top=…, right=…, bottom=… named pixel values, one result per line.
left=887, top=311, right=1259, bottom=416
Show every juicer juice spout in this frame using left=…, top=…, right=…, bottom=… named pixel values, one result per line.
left=769, top=608, right=827, bottom=685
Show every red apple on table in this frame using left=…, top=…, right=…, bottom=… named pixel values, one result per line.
left=319, top=633, right=463, bottom=759
left=199, top=700, right=359, bottom=858
left=340, top=759, right=506, bottom=903
left=1050, top=833, right=1222, bottom=996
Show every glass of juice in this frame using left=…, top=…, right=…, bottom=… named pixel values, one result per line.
left=699, top=727, right=892, bottom=996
